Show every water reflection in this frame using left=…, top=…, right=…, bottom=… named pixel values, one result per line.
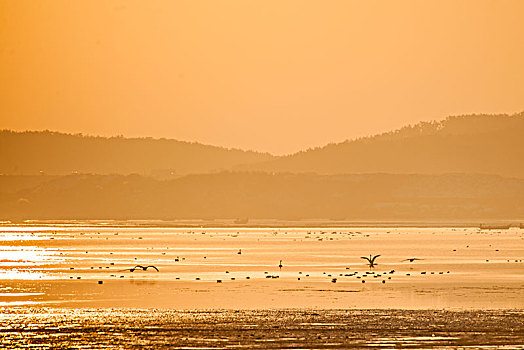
left=0, top=226, right=523, bottom=308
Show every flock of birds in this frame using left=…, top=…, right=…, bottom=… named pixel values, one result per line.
left=106, top=254, right=419, bottom=271
left=47, top=227, right=522, bottom=285
left=70, top=253, right=434, bottom=286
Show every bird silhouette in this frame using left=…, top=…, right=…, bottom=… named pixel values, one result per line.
left=402, top=258, right=423, bottom=262
left=121, top=265, right=159, bottom=272
left=278, top=260, right=283, bottom=270
left=361, top=254, right=380, bottom=268
left=237, top=249, right=242, bottom=255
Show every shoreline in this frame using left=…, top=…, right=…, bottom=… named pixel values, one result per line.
left=2, top=219, right=523, bottom=229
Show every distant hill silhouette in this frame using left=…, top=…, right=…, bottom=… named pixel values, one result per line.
left=238, top=112, right=524, bottom=178
left=0, top=130, right=274, bottom=176
left=3, top=112, right=523, bottom=178
left=1, top=172, right=523, bottom=221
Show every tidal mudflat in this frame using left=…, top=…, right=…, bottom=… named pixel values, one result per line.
left=1, top=309, right=524, bottom=349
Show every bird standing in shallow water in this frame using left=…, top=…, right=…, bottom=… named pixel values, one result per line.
left=361, top=254, right=380, bottom=268
left=278, top=260, right=283, bottom=270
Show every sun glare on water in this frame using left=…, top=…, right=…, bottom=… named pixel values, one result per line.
left=0, top=229, right=64, bottom=280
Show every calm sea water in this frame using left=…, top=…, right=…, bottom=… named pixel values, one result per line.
left=1, top=226, right=523, bottom=308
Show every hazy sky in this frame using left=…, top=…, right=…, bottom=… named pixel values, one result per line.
left=1, top=0, right=523, bottom=155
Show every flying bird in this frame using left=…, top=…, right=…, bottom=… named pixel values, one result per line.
left=361, top=254, right=380, bottom=268
left=121, top=265, right=159, bottom=272
left=402, top=258, right=423, bottom=263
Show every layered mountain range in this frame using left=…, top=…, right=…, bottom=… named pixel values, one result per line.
left=1, top=111, right=523, bottom=221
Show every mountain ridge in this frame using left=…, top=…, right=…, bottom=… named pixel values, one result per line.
left=0, top=130, right=274, bottom=176
left=237, top=111, right=524, bottom=177
left=2, top=111, right=523, bottom=178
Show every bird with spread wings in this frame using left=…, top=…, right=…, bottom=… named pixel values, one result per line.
left=120, top=265, right=159, bottom=272
left=361, top=254, right=380, bottom=268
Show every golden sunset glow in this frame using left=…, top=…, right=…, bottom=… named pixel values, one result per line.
left=1, top=1, right=524, bottom=348
left=1, top=1, right=523, bottom=154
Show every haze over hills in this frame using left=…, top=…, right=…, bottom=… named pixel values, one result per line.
left=239, top=112, right=524, bottom=178
left=1, top=112, right=523, bottom=221
left=1, top=172, right=523, bottom=221
left=0, top=130, right=274, bottom=177
left=2, top=112, right=523, bottom=178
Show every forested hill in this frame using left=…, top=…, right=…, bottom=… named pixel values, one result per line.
left=3, top=112, right=523, bottom=178
left=0, top=130, right=274, bottom=176
left=238, top=112, right=524, bottom=178
left=1, top=172, right=523, bottom=221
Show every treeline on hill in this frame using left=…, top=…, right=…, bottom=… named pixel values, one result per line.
left=0, top=130, right=274, bottom=176
left=1, top=112, right=523, bottom=221
left=1, top=172, right=523, bottom=221
left=1, top=112, right=524, bottom=178
left=238, top=111, right=524, bottom=178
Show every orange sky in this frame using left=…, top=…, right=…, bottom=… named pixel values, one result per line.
left=1, top=0, right=523, bottom=155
